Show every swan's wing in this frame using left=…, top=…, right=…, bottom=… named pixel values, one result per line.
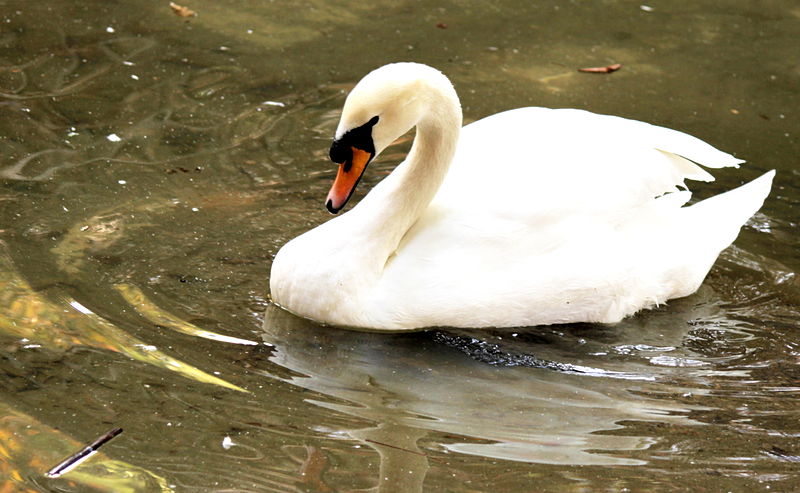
left=369, top=109, right=772, bottom=329
left=434, top=107, right=742, bottom=219
left=376, top=196, right=682, bottom=328
left=375, top=174, right=773, bottom=329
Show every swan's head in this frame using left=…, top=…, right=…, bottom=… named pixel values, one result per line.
left=325, top=63, right=454, bottom=213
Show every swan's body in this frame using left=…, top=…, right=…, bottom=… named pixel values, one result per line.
left=270, top=63, right=774, bottom=331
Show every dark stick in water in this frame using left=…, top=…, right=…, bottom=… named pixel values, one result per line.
left=46, top=427, right=123, bottom=478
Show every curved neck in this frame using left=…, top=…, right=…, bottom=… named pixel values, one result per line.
left=349, top=85, right=462, bottom=272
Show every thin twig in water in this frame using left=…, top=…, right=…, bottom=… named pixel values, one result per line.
left=363, top=439, right=445, bottom=463
left=46, top=427, right=123, bottom=478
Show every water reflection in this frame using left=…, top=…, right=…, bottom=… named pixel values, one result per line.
left=261, top=304, right=698, bottom=475
left=0, top=242, right=246, bottom=392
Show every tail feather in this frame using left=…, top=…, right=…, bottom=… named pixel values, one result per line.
left=684, top=170, right=775, bottom=256
left=648, top=170, right=775, bottom=303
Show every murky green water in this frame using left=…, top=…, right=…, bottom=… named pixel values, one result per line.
left=1, top=0, right=799, bottom=491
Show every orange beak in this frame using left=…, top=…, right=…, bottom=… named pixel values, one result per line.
left=326, top=147, right=373, bottom=213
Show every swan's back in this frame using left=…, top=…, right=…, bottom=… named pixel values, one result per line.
left=369, top=108, right=774, bottom=329
left=437, top=108, right=739, bottom=216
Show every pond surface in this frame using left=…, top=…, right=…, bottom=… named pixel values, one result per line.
left=1, top=0, right=799, bottom=491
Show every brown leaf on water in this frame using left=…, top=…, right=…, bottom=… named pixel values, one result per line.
left=578, top=63, right=622, bottom=74
left=169, top=2, right=197, bottom=18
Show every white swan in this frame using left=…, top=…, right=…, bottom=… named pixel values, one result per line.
left=270, top=62, right=774, bottom=331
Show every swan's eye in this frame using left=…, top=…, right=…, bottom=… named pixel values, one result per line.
left=329, top=139, right=351, bottom=165
left=329, top=116, right=380, bottom=167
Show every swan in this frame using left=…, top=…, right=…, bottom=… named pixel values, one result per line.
left=270, top=62, right=774, bottom=331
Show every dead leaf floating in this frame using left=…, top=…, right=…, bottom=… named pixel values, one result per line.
left=578, top=63, right=622, bottom=74
left=170, top=2, right=197, bottom=18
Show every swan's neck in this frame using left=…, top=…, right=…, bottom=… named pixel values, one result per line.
left=351, top=87, right=462, bottom=272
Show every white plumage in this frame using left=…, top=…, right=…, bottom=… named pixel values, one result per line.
left=270, top=63, right=774, bottom=331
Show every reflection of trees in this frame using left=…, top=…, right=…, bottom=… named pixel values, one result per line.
left=0, top=242, right=246, bottom=391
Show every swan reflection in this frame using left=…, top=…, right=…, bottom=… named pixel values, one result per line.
left=261, top=304, right=700, bottom=489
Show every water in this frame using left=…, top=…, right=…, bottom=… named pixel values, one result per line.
left=1, top=0, right=798, bottom=491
